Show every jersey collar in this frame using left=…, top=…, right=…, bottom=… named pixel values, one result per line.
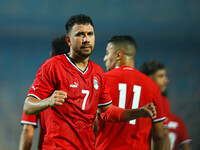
left=64, top=54, right=89, bottom=74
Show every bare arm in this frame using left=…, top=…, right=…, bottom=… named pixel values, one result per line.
left=24, top=90, right=67, bottom=115
left=93, top=113, right=98, bottom=137
left=163, top=128, right=170, bottom=150
left=152, top=121, right=164, bottom=150
left=98, top=102, right=157, bottom=122
left=181, top=143, right=191, bottom=150
left=19, top=124, right=35, bottom=150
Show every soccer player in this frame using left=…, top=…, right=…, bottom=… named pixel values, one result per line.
left=168, top=113, right=192, bottom=150
left=23, top=14, right=157, bottom=149
left=95, top=35, right=165, bottom=150
left=19, top=35, right=70, bottom=150
left=139, top=60, right=171, bottom=150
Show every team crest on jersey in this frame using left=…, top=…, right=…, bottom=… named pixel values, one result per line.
left=93, top=78, right=99, bottom=90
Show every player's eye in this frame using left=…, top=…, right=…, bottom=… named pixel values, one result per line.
left=88, top=32, right=94, bottom=36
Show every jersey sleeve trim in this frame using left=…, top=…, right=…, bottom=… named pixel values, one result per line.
left=98, top=100, right=112, bottom=107
left=28, top=94, right=41, bottom=100
left=180, top=139, right=192, bottom=145
left=153, top=117, right=166, bottom=123
left=20, top=120, right=38, bottom=126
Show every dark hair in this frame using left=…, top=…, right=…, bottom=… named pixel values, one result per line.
left=51, top=35, right=70, bottom=55
left=108, top=35, right=137, bottom=49
left=139, top=60, right=166, bottom=76
left=65, top=14, right=94, bottom=34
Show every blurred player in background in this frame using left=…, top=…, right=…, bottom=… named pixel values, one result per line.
left=139, top=60, right=171, bottom=150
left=95, top=35, right=165, bottom=150
left=168, top=113, right=192, bottom=150
left=19, top=35, right=70, bottom=150
left=23, top=14, right=156, bottom=149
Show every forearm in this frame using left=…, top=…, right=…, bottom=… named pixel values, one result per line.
left=24, top=96, right=50, bottom=115
left=181, top=143, right=191, bottom=150
left=99, top=103, right=156, bottom=123
left=24, top=90, right=67, bottom=115
left=163, top=129, right=170, bottom=150
left=153, top=137, right=164, bottom=150
left=124, top=108, right=142, bottom=121
left=152, top=121, right=164, bottom=150
left=19, top=125, right=34, bottom=150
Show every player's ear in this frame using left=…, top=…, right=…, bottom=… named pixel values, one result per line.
left=66, top=35, right=71, bottom=46
left=116, top=50, right=123, bottom=61
left=50, top=52, right=54, bottom=58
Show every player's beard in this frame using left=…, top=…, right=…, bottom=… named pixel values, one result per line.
left=74, top=44, right=94, bottom=58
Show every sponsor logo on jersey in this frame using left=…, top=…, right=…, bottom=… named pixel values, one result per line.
left=70, top=82, right=79, bottom=88
left=123, top=67, right=133, bottom=70
left=93, top=78, right=99, bottom=90
left=32, top=86, right=36, bottom=91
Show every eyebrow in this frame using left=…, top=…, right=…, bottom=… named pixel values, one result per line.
left=75, top=32, right=85, bottom=36
left=75, top=31, right=94, bottom=36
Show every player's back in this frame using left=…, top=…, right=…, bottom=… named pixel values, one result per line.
left=95, top=66, right=164, bottom=150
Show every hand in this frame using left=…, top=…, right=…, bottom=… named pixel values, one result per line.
left=140, top=103, right=157, bottom=119
left=47, top=90, right=67, bottom=107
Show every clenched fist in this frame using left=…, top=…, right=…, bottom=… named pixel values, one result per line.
left=47, top=90, right=67, bottom=107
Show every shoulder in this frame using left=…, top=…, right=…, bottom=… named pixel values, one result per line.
left=42, top=55, right=65, bottom=67
left=171, top=114, right=184, bottom=124
left=37, top=55, right=66, bottom=75
left=90, top=60, right=104, bottom=73
left=135, top=69, right=160, bottom=89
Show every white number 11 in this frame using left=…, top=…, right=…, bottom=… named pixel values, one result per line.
left=118, top=84, right=141, bottom=125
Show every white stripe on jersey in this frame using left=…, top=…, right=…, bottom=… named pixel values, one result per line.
left=28, top=94, right=41, bottom=100
left=21, top=120, right=37, bottom=126
left=153, top=117, right=166, bottom=123
left=98, top=100, right=112, bottom=107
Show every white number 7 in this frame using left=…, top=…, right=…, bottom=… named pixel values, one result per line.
left=82, top=90, right=90, bottom=110
left=118, top=84, right=141, bottom=125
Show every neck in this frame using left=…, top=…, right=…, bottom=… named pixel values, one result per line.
left=117, top=57, right=135, bottom=68
left=69, top=53, right=89, bottom=72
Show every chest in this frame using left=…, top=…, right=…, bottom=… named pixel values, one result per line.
left=55, top=68, right=101, bottom=111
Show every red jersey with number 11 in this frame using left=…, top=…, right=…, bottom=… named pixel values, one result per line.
left=27, top=54, right=112, bottom=150
left=95, top=66, right=165, bottom=150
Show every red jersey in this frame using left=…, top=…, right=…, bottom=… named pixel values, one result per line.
left=21, top=112, right=46, bottom=150
left=168, top=113, right=191, bottom=150
left=27, top=54, right=112, bottom=150
left=95, top=66, right=165, bottom=150
left=161, top=95, right=170, bottom=128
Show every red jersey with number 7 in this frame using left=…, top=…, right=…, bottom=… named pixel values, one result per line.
left=95, top=66, right=165, bottom=150
left=27, top=54, right=112, bottom=150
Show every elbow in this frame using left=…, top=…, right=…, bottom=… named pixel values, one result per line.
left=23, top=99, right=33, bottom=115
left=154, top=134, right=164, bottom=141
left=153, top=131, right=164, bottom=141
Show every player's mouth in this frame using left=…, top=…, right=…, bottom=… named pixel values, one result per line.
left=81, top=45, right=92, bottom=50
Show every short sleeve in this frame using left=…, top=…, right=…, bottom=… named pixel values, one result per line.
left=28, top=60, right=57, bottom=100
left=179, top=119, right=192, bottom=145
left=153, top=86, right=166, bottom=123
left=162, top=96, right=170, bottom=128
left=98, top=71, right=112, bottom=107
left=21, top=111, right=38, bottom=126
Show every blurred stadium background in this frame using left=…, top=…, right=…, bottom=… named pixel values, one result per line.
left=0, top=0, right=199, bottom=149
